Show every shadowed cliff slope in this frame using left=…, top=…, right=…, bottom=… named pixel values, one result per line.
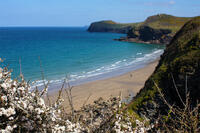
left=128, top=16, right=200, bottom=118
left=123, top=14, right=192, bottom=44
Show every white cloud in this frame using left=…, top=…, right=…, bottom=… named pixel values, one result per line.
left=144, top=0, right=176, bottom=7
left=169, top=0, right=175, bottom=5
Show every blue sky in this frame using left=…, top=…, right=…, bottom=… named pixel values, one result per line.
left=0, top=0, right=199, bottom=26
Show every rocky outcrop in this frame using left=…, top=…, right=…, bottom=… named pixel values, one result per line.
left=128, top=16, right=200, bottom=118
left=117, top=14, right=192, bottom=45
left=129, top=26, right=172, bottom=44
left=115, top=26, right=173, bottom=44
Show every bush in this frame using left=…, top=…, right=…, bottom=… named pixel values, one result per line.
left=0, top=63, right=83, bottom=132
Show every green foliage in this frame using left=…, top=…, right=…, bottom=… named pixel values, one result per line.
left=88, top=14, right=192, bottom=40
left=144, top=14, right=191, bottom=34
left=87, top=20, right=141, bottom=33
left=128, top=16, right=200, bottom=118
left=125, top=14, right=193, bottom=44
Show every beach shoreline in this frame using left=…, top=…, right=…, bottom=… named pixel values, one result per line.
left=48, top=59, right=159, bottom=111
left=40, top=49, right=164, bottom=93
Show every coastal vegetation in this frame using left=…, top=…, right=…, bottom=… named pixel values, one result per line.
left=87, top=20, right=142, bottom=34
left=0, top=16, right=200, bottom=132
left=0, top=63, right=147, bottom=132
left=128, top=16, right=200, bottom=132
left=88, top=14, right=192, bottom=44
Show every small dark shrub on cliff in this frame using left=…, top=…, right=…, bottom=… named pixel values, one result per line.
left=153, top=80, right=200, bottom=133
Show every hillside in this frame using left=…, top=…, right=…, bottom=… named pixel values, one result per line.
left=124, top=14, right=192, bottom=44
left=143, top=14, right=191, bottom=33
left=88, top=14, right=192, bottom=44
left=87, top=20, right=141, bottom=33
left=128, top=16, right=200, bottom=121
left=1, top=16, right=199, bottom=133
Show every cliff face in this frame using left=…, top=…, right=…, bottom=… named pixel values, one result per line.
left=88, top=14, right=191, bottom=45
left=129, top=16, right=200, bottom=118
left=122, top=14, right=191, bottom=44
left=87, top=20, right=136, bottom=33
left=126, top=26, right=172, bottom=44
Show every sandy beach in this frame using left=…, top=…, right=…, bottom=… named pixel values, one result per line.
left=48, top=60, right=158, bottom=111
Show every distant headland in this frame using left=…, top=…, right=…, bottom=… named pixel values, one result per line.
left=88, top=14, right=192, bottom=45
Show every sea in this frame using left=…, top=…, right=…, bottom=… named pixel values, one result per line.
left=0, top=27, right=164, bottom=91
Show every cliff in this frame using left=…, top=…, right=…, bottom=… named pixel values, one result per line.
left=87, top=20, right=141, bottom=33
left=128, top=16, right=200, bottom=119
left=124, top=25, right=173, bottom=44
left=88, top=14, right=191, bottom=44
left=125, top=14, right=191, bottom=44
left=142, top=14, right=191, bottom=33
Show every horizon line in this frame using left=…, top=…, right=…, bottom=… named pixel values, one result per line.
left=0, top=26, right=89, bottom=28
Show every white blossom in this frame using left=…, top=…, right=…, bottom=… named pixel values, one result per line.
left=0, top=108, right=6, bottom=116
left=6, top=107, right=16, bottom=117
left=38, top=98, right=45, bottom=107
left=35, top=108, right=44, bottom=114
left=18, top=87, right=25, bottom=91
left=1, top=95, right=7, bottom=102
left=0, top=65, right=78, bottom=132
left=1, top=83, right=9, bottom=89
left=1, top=62, right=150, bottom=133
left=28, top=105, right=34, bottom=111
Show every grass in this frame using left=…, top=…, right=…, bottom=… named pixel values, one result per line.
left=88, top=14, right=191, bottom=35
left=126, top=16, right=200, bottom=132
left=144, top=14, right=191, bottom=34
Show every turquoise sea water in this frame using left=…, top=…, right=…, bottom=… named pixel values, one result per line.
left=0, top=27, right=164, bottom=90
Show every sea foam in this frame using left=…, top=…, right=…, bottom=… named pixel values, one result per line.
left=32, top=49, right=164, bottom=90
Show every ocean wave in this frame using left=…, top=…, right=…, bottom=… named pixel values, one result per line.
left=31, top=49, right=164, bottom=89
left=136, top=52, right=142, bottom=55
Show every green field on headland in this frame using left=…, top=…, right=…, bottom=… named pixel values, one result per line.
left=88, top=14, right=192, bottom=44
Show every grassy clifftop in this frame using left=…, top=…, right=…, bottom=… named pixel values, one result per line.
left=87, top=20, right=141, bottom=33
left=126, top=14, right=192, bottom=44
left=128, top=16, right=200, bottom=118
left=88, top=14, right=191, bottom=34
left=143, top=14, right=191, bottom=34
left=88, top=14, right=192, bottom=44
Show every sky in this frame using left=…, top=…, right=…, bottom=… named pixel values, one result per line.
left=0, top=0, right=200, bottom=27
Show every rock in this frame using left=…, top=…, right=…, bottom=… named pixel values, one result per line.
left=115, top=26, right=173, bottom=45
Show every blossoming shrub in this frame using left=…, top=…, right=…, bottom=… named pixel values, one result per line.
left=0, top=64, right=83, bottom=132
left=0, top=61, right=150, bottom=133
